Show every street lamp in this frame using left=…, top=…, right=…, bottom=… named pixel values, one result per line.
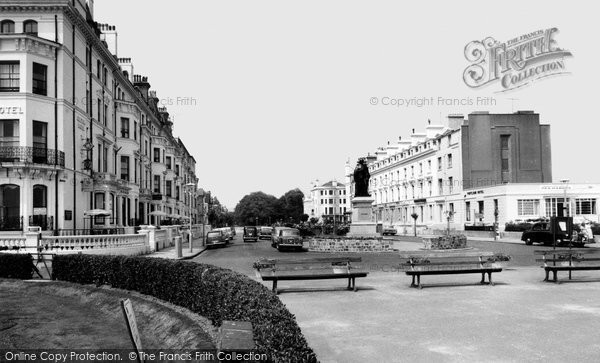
left=185, top=183, right=196, bottom=252
left=560, top=179, right=570, bottom=217
left=197, top=189, right=206, bottom=247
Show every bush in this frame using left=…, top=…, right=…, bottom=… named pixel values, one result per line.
left=464, top=225, right=495, bottom=231
left=591, top=223, right=600, bottom=236
left=0, top=254, right=35, bottom=279
left=504, top=222, right=533, bottom=232
left=52, top=255, right=316, bottom=363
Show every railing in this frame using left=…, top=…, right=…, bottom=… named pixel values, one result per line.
left=0, top=236, right=26, bottom=251
left=0, top=216, right=23, bottom=231
left=39, top=234, right=146, bottom=252
left=0, top=146, right=65, bottom=167
left=57, top=228, right=125, bottom=236
left=29, top=216, right=54, bottom=231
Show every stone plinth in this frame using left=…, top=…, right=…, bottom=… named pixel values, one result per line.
left=348, top=196, right=378, bottom=237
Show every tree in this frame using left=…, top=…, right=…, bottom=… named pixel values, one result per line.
left=278, top=189, right=305, bottom=223
left=234, top=191, right=280, bottom=226
left=411, top=213, right=419, bottom=237
left=300, top=214, right=310, bottom=222
left=207, top=196, right=232, bottom=227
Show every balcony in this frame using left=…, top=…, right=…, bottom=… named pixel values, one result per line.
left=0, top=146, right=65, bottom=167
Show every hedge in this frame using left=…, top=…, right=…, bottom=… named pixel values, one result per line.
left=504, top=222, right=534, bottom=232
left=464, top=225, right=495, bottom=231
left=0, top=253, right=35, bottom=279
left=52, top=255, right=317, bottom=363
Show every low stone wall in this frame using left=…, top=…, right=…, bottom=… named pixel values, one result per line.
left=422, top=235, right=467, bottom=250
left=308, top=237, right=393, bottom=252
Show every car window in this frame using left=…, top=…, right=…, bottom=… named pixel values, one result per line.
left=207, top=232, right=220, bottom=237
left=281, top=230, right=299, bottom=236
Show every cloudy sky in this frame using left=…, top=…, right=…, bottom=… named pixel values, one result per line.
left=96, top=0, right=598, bottom=209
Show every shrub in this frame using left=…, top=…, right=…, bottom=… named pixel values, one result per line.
left=0, top=253, right=35, bottom=279
left=52, top=255, right=316, bottom=363
left=591, top=223, right=600, bottom=236
left=464, top=225, right=495, bottom=231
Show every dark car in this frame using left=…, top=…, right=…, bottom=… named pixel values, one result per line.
left=272, top=227, right=303, bottom=251
left=521, top=222, right=582, bottom=246
left=259, top=226, right=273, bottom=240
left=382, top=227, right=397, bottom=236
left=243, top=226, right=258, bottom=242
left=206, top=230, right=228, bottom=248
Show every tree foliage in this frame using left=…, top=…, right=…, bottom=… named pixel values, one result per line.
left=234, top=189, right=305, bottom=226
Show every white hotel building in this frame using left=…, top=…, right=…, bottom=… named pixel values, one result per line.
left=303, top=180, right=349, bottom=223
left=0, top=0, right=200, bottom=234
left=346, top=111, right=600, bottom=233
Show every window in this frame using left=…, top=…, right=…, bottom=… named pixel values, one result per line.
left=576, top=199, right=597, bottom=215
left=97, top=98, right=101, bottom=122
left=153, top=148, right=160, bottom=162
left=120, top=118, right=129, bottom=138
left=449, top=203, right=455, bottom=221
left=103, top=67, right=108, bottom=86
left=465, top=202, right=471, bottom=222
left=0, top=20, right=15, bottom=34
left=166, top=180, right=172, bottom=197
left=447, top=154, right=453, bottom=168
left=166, top=156, right=172, bottom=170
left=448, top=177, right=454, bottom=193
left=102, top=147, right=108, bottom=172
left=329, top=190, right=333, bottom=195
left=438, top=178, right=443, bottom=195
left=32, top=121, right=47, bottom=163
left=0, top=61, right=20, bottom=92
left=144, top=140, right=148, bottom=156
left=120, top=156, right=129, bottom=181
left=23, top=20, right=38, bottom=35
left=517, top=199, right=539, bottom=216
left=32, top=62, right=47, bottom=96
left=176, top=186, right=180, bottom=200
left=437, top=157, right=442, bottom=171
left=428, top=160, right=431, bottom=172
left=501, top=135, right=511, bottom=182
left=97, top=143, right=101, bottom=171
left=97, top=60, right=101, bottom=79
left=175, top=164, right=180, bottom=176
left=103, top=104, right=108, bottom=125
left=0, top=120, right=19, bottom=147
left=33, top=185, right=47, bottom=208
left=153, top=175, right=161, bottom=193
left=134, top=121, right=137, bottom=140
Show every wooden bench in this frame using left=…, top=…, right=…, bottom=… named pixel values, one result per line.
left=535, top=248, right=600, bottom=283
left=399, top=251, right=503, bottom=289
left=255, top=257, right=368, bottom=294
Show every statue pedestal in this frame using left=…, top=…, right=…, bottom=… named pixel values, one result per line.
left=348, top=197, right=378, bottom=237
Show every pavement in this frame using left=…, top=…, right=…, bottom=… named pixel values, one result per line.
left=146, top=237, right=208, bottom=260
left=193, top=236, right=600, bottom=363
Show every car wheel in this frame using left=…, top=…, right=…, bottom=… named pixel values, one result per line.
left=525, top=238, right=533, bottom=246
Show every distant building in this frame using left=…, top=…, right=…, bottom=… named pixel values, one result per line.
left=303, top=180, right=349, bottom=223
left=346, top=111, right=599, bottom=232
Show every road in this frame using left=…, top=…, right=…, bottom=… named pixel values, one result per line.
left=192, top=232, right=582, bottom=277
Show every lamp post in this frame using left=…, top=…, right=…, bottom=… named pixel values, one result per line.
left=185, top=183, right=196, bottom=252
left=197, top=189, right=205, bottom=247
left=560, top=179, right=570, bottom=217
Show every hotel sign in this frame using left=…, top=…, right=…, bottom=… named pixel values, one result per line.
left=0, top=106, right=24, bottom=115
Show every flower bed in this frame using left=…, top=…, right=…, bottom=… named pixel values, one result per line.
left=422, top=235, right=467, bottom=250
left=0, top=253, right=35, bottom=279
left=52, top=255, right=316, bottom=362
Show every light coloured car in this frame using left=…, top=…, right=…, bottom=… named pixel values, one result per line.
left=205, top=230, right=227, bottom=248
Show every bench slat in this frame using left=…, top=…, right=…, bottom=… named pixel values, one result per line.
left=257, top=257, right=362, bottom=265
left=261, top=272, right=368, bottom=281
left=406, top=268, right=502, bottom=276
left=400, top=261, right=488, bottom=267
left=398, top=251, right=495, bottom=259
left=534, top=249, right=600, bottom=255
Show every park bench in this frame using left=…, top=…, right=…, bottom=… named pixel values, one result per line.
left=399, top=251, right=503, bottom=289
left=255, top=257, right=368, bottom=294
left=534, top=248, right=600, bottom=283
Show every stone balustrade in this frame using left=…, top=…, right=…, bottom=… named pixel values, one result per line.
left=39, top=234, right=148, bottom=255
left=0, top=237, right=27, bottom=251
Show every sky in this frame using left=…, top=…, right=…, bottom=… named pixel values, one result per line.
left=95, top=0, right=599, bottom=209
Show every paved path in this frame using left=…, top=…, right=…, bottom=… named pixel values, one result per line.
left=146, top=237, right=207, bottom=260
left=194, top=235, right=600, bottom=362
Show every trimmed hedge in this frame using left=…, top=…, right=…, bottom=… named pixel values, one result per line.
left=464, top=225, right=495, bottom=231
left=0, top=253, right=35, bottom=279
left=504, top=222, right=534, bottom=232
left=52, top=255, right=317, bottom=363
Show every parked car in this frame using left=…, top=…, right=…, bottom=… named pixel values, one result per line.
left=272, top=227, right=303, bottom=251
left=259, top=226, right=273, bottom=240
left=521, top=222, right=582, bottom=246
left=382, top=227, right=397, bottom=236
left=243, top=226, right=258, bottom=242
left=215, top=227, right=233, bottom=241
left=205, top=230, right=228, bottom=248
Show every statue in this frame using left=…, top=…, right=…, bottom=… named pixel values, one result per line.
left=353, top=158, right=371, bottom=197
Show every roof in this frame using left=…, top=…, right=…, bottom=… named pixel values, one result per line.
left=317, top=180, right=346, bottom=188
